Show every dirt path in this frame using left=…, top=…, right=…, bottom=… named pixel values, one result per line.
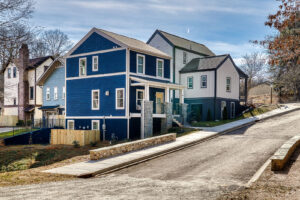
left=1, top=110, right=300, bottom=200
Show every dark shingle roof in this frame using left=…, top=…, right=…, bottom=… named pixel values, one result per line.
left=180, top=54, right=248, bottom=78
left=180, top=55, right=228, bottom=73
left=150, top=30, right=215, bottom=56
left=27, top=56, right=53, bottom=70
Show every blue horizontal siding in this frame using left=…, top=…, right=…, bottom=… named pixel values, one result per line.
left=66, top=75, right=126, bottom=116
left=71, top=32, right=120, bottom=55
left=129, top=50, right=170, bottom=79
left=66, top=49, right=126, bottom=78
left=43, top=67, right=65, bottom=107
left=66, top=118, right=127, bottom=140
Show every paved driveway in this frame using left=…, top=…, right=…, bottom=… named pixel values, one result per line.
left=1, top=110, right=300, bottom=199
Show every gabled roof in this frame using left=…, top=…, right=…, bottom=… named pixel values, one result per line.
left=66, top=28, right=171, bottom=59
left=147, top=30, right=215, bottom=56
left=27, top=56, right=53, bottom=70
left=37, top=58, right=64, bottom=86
left=180, top=54, right=248, bottom=78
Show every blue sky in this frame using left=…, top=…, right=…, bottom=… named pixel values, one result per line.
left=31, top=0, right=280, bottom=65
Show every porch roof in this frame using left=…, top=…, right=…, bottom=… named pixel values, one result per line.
left=130, top=76, right=185, bottom=90
left=38, top=105, right=60, bottom=110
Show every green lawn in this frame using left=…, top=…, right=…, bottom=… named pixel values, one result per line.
left=191, top=105, right=281, bottom=127
left=0, top=128, right=38, bottom=139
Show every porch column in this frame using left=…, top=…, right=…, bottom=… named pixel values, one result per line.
left=145, top=84, right=150, bottom=101
left=165, top=87, right=170, bottom=103
left=179, top=89, right=184, bottom=103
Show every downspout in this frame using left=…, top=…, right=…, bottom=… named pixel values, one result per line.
left=214, top=69, right=217, bottom=120
left=172, top=47, right=176, bottom=108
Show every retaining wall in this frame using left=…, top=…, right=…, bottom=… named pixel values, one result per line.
left=90, top=133, right=176, bottom=160
left=0, top=115, right=18, bottom=126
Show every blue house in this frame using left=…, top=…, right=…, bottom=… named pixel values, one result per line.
left=65, top=28, right=185, bottom=140
left=37, top=58, right=65, bottom=127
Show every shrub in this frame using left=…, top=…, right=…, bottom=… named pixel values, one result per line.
left=223, top=106, right=228, bottom=120
left=16, top=120, right=24, bottom=127
left=26, top=120, right=32, bottom=126
left=72, top=141, right=80, bottom=148
left=206, top=109, right=211, bottom=121
left=90, top=141, right=97, bottom=147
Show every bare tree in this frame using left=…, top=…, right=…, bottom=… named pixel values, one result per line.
left=40, top=29, right=73, bottom=58
left=240, top=52, right=267, bottom=89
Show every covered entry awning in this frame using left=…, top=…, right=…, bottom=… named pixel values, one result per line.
left=38, top=105, right=60, bottom=110
left=24, top=105, right=35, bottom=112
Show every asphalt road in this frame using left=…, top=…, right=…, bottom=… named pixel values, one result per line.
left=1, top=110, right=300, bottom=200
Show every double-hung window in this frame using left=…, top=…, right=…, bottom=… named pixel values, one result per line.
left=92, top=90, right=100, bottom=110
left=13, top=67, right=16, bottom=78
left=92, top=120, right=100, bottom=130
left=79, top=58, right=87, bottom=76
left=183, top=52, right=187, bottom=64
left=54, top=87, right=58, bottom=100
left=92, top=56, right=98, bottom=71
left=201, top=75, right=207, bottom=88
left=62, top=87, right=66, bottom=99
left=137, top=54, right=145, bottom=74
left=226, top=77, right=231, bottom=92
left=68, top=120, right=75, bottom=130
left=46, top=87, right=50, bottom=100
left=29, top=87, right=34, bottom=100
left=7, top=68, right=11, bottom=79
left=136, top=89, right=144, bottom=110
left=187, top=76, right=193, bottom=89
left=157, top=59, right=164, bottom=78
left=116, top=88, right=124, bottom=109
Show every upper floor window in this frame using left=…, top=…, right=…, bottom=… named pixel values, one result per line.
left=54, top=87, right=58, bottom=100
left=92, top=56, right=98, bottom=71
left=7, top=68, right=11, bottom=79
left=13, top=98, right=16, bottom=105
left=46, top=87, right=50, bottom=100
left=79, top=58, right=87, bottom=76
left=187, top=76, right=193, bottom=89
left=136, top=89, right=144, bottom=110
left=29, top=87, right=34, bottom=100
left=62, top=87, right=66, bottom=100
left=137, top=54, right=145, bottom=74
left=156, top=59, right=164, bottom=78
left=201, top=75, right=207, bottom=88
left=13, top=67, right=16, bottom=78
left=183, top=51, right=187, bottom=64
left=116, top=88, right=124, bottom=109
left=92, top=89, right=100, bottom=110
left=226, top=77, right=231, bottom=92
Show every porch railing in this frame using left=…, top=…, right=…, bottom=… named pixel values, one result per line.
left=172, top=103, right=182, bottom=115
left=153, top=102, right=165, bottom=114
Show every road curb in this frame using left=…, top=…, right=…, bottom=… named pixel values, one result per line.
left=76, top=107, right=300, bottom=178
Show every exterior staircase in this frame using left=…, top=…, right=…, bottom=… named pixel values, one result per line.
left=172, top=117, right=184, bottom=128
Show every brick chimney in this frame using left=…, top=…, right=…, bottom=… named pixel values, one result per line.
left=18, top=44, right=29, bottom=121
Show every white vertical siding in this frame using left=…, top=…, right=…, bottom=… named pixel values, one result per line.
left=180, top=71, right=215, bottom=98
left=216, top=58, right=240, bottom=100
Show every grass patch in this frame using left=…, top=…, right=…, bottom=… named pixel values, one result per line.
left=0, top=128, right=38, bottom=139
left=167, top=127, right=198, bottom=137
left=191, top=104, right=281, bottom=127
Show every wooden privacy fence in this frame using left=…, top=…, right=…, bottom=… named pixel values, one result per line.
left=51, top=129, right=100, bottom=146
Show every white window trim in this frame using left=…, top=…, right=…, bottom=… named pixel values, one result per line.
left=91, top=120, right=100, bottom=130
left=156, top=59, right=164, bottom=78
left=91, top=89, right=100, bottom=110
left=187, top=76, right=193, bottom=89
left=201, top=75, right=207, bottom=88
left=226, top=77, right=231, bottom=92
left=54, top=87, right=58, bottom=100
left=29, top=86, right=34, bottom=100
left=136, top=54, right=145, bottom=74
left=183, top=51, right=187, bottom=64
left=68, top=120, right=75, bottom=130
left=115, top=88, right=125, bottom=110
left=79, top=57, right=87, bottom=77
left=7, top=68, right=11, bottom=79
left=136, top=89, right=144, bottom=110
left=92, top=56, right=98, bottom=71
left=62, top=86, right=66, bottom=100
left=46, top=87, right=50, bottom=100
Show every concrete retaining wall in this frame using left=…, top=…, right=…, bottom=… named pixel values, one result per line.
left=90, top=133, right=176, bottom=160
left=271, top=135, right=300, bottom=171
left=0, top=115, right=18, bottom=126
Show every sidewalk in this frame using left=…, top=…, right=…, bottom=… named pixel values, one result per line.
left=43, top=104, right=300, bottom=177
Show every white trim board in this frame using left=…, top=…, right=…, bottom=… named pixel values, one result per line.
left=66, top=72, right=126, bottom=80
left=65, top=116, right=127, bottom=119
left=66, top=47, right=126, bottom=58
